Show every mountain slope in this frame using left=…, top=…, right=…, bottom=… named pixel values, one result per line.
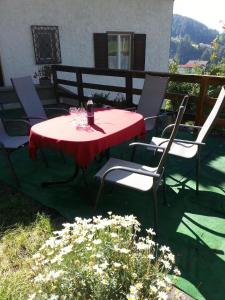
left=172, top=14, right=218, bottom=44
left=170, top=15, right=220, bottom=64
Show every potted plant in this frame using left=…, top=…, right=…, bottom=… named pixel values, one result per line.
left=34, top=65, right=52, bottom=85
left=92, top=92, right=111, bottom=107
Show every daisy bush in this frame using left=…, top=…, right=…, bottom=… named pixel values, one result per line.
left=28, top=213, right=180, bottom=300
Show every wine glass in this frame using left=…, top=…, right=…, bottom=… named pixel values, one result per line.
left=69, top=107, right=78, bottom=120
left=77, top=107, right=87, bottom=127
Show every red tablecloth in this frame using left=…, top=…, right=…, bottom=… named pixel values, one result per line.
left=29, top=109, right=145, bottom=167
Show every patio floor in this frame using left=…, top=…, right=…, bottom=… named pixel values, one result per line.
left=0, top=118, right=224, bottom=300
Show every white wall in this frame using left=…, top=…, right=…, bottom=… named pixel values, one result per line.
left=0, top=0, right=174, bottom=86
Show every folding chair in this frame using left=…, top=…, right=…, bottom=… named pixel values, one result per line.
left=148, top=86, right=225, bottom=194
left=11, top=76, right=68, bottom=165
left=136, top=74, right=169, bottom=132
left=95, top=101, right=187, bottom=236
left=11, top=76, right=68, bottom=126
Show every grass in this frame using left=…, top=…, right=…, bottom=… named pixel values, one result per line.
left=0, top=214, right=51, bottom=299
left=0, top=181, right=66, bottom=299
left=0, top=183, right=64, bottom=228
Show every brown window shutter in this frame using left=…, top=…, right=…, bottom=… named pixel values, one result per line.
left=132, top=34, right=146, bottom=70
left=93, top=33, right=108, bottom=69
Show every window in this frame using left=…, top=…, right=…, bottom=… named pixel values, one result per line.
left=93, top=32, right=146, bottom=71
left=108, top=33, right=132, bottom=70
left=31, top=25, right=61, bottom=65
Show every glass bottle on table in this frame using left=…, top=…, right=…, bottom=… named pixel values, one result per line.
left=86, top=98, right=94, bottom=125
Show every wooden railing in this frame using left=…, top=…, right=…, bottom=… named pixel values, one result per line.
left=52, top=65, right=225, bottom=127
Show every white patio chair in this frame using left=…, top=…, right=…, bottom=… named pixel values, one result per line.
left=129, top=74, right=169, bottom=132
left=147, top=86, right=225, bottom=194
left=95, top=101, right=187, bottom=235
left=130, top=94, right=189, bottom=162
left=11, top=76, right=68, bottom=126
left=11, top=76, right=68, bottom=165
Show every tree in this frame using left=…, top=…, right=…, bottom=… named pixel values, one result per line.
left=210, top=24, right=225, bottom=64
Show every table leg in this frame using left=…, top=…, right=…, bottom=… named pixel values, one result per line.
left=41, top=164, right=79, bottom=187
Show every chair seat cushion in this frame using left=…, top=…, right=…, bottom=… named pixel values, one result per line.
left=95, top=158, right=157, bottom=192
left=149, top=137, right=198, bottom=159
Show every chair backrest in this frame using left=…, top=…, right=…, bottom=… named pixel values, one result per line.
left=180, top=94, right=189, bottom=107
left=11, top=76, right=47, bottom=126
left=160, top=94, right=189, bottom=138
left=137, top=74, right=169, bottom=131
left=157, top=96, right=189, bottom=174
left=196, top=86, right=225, bottom=143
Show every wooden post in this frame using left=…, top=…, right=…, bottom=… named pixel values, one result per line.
left=195, top=76, right=209, bottom=126
left=76, top=70, right=84, bottom=107
left=125, top=74, right=133, bottom=107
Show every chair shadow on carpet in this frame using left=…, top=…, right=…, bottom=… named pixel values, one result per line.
left=156, top=185, right=225, bottom=300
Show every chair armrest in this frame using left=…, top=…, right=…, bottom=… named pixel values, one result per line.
left=152, top=138, right=205, bottom=149
left=129, top=142, right=165, bottom=151
left=161, top=124, right=174, bottom=137
left=3, top=118, right=31, bottom=127
left=161, top=123, right=202, bottom=137
left=144, top=112, right=170, bottom=122
left=102, top=165, right=160, bottom=181
left=173, top=139, right=205, bottom=146
left=178, top=124, right=202, bottom=130
left=156, top=138, right=205, bottom=148
left=3, top=118, right=31, bottom=134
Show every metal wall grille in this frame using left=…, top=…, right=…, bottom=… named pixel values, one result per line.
left=31, top=25, right=61, bottom=65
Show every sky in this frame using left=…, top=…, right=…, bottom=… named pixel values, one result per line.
left=173, top=0, right=225, bottom=32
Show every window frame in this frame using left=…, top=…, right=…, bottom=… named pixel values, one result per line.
left=93, top=32, right=146, bottom=70
left=107, top=31, right=133, bottom=70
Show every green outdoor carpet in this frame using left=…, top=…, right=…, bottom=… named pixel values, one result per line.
left=0, top=133, right=224, bottom=300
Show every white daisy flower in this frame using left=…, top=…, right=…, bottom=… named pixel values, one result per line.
left=146, top=228, right=156, bottom=236
left=157, top=291, right=168, bottom=300
left=148, top=254, right=155, bottom=260
left=113, top=262, right=122, bottom=268
left=173, top=267, right=181, bottom=276
left=160, top=246, right=171, bottom=254
left=93, top=239, right=102, bottom=245
left=130, top=285, right=137, bottom=294
left=119, top=248, right=130, bottom=254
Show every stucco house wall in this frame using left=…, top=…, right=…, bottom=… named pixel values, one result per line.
left=0, top=0, right=174, bottom=86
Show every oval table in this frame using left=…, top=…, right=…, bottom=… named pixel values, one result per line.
left=29, top=108, right=145, bottom=186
